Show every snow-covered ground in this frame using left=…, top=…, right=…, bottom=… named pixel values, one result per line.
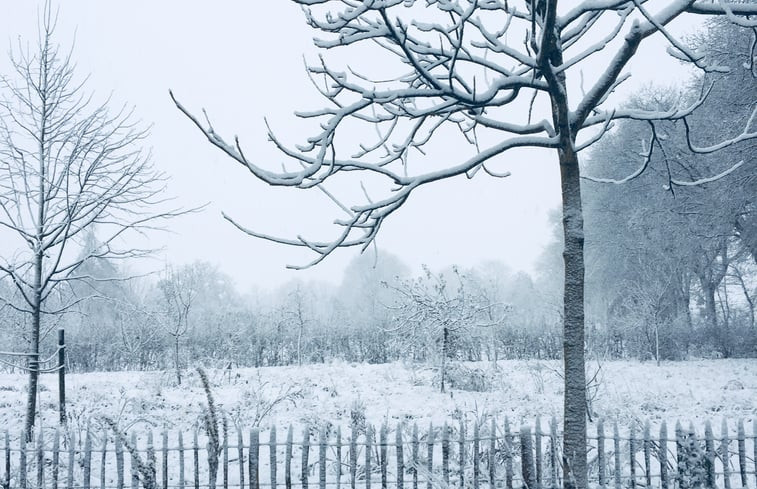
left=0, top=359, right=755, bottom=437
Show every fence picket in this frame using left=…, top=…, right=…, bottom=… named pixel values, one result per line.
left=643, top=421, right=651, bottom=489
left=319, top=428, right=327, bottom=489
left=251, top=428, right=260, bottom=489
left=412, top=424, right=419, bottom=489
left=365, top=425, right=372, bottom=489
left=520, top=426, right=535, bottom=489
left=301, top=428, right=309, bottom=489
left=131, top=433, right=139, bottom=489
left=659, top=422, right=668, bottom=489
left=459, top=421, right=465, bottom=489
left=239, top=428, right=246, bottom=489
left=488, top=420, right=495, bottom=489
left=629, top=425, right=636, bottom=489
left=472, top=422, right=479, bottom=489
left=737, top=419, right=746, bottom=487
left=3, top=431, right=8, bottom=489
left=722, top=419, right=731, bottom=489
left=116, top=432, right=124, bottom=489
left=84, top=424, right=93, bottom=489
left=753, top=422, right=757, bottom=489
left=535, top=418, right=542, bottom=489
left=349, top=424, right=356, bottom=489
left=704, top=421, right=715, bottom=489
left=37, top=430, right=45, bottom=489
left=425, top=424, right=433, bottom=489
left=68, top=432, right=76, bottom=489
left=549, top=418, right=558, bottom=489
left=20, top=431, right=26, bottom=489
left=613, top=422, right=620, bottom=489
left=194, top=430, right=200, bottom=489
left=286, top=425, right=293, bottom=489
left=597, top=420, right=606, bottom=489
left=178, top=432, right=185, bottom=489
left=147, top=431, right=155, bottom=489
left=442, top=423, right=449, bottom=487
left=504, top=418, right=513, bottom=489
left=101, top=430, right=108, bottom=489
left=271, top=425, right=278, bottom=489
left=380, top=425, right=387, bottom=489
left=53, top=428, right=60, bottom=489
left=396, top=425, right=404, bottom=489
left=675, top=422, right=683, bottom=489
left=336, top=427, right=342, bottom=489
left=163, top=430, right=170, bottom=489
left=224, top=427, right=229, bottom=489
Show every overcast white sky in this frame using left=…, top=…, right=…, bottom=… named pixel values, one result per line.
left=0, top=2, right=704, bottom=292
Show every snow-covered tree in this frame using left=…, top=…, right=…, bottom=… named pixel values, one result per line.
left=0, top=6, right=180, bottom=439
left=173, top=2, right=757, bottom=486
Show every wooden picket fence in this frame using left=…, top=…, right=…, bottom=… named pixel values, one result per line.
left=2, top=418, right=756, bottom=489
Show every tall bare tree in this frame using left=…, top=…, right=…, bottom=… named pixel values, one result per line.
left=173, top=2, right=757, bottom=486
left=0, top=6, right=180, bottom=439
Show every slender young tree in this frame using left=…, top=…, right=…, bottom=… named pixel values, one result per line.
left=173, top=2, right=757, bottom=486
left=0, top=6, right=180, bottom=439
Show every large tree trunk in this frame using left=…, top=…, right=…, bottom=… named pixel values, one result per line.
left=24, top=251, right=43, bottom=442
left=559, top=146, right=588, bottom=489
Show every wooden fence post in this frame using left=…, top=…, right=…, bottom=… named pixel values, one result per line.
left=534, top=418, right=542, bottom=489
left=549, top=418, right=558, bottom=489
left=426, top=424, right=434, bottom=489
left=223, top=427, right=229, bottom=489
left=58, top=327, right=66, bottom=425
left=737, top=419, right=746, bottom=488
left=53, top=427, right=60, bottom=489
left=613, top=422, right=620, bottom=489
left=101, top=430, right=109, bottom=489
left=336, top=426, right=342, bottom=489
left=489, top=420, right=496, bottom=489
left=659, top=422, right=668, bottom=489
left=629, top=425, right=636, bottom=489
left=131, top=433, right=139, bottom=489
left=193, top=430, right=200, bottom=489
left=36, top=429, right=44, bottom=489
left=251, top=428, right=260, bottom=489
left=722, top=419, right=731, bottom=489
left=504, top=418, right=513, bottom=489
left=3, top=431, right=9, bottom=489
left=520, top=426, right=535, bottom=489
left=301, top=427, right=309, bottom=489
left=473, top=421, right=480, bottom=489
left=643, top=421, right=651, bottom=489
left=349, top=424, right=356, bottom=489
left=286, top=425, right=293, bottom=489
left=412, top=424, right=419, bottom=489
left=178, top=432, right=185, bottom=489
left=396, top=425, right=404, bottom=489
left=238, top=428, right=245, bottom=489
left=459, top=421, right=466, bottom=489
left=704, top=421, right=715, bottom=489
left=319, top=427, right=327, bottom=489
left=365, top=425, right=372, bottom=489
left=84, top=424, right=93, bottom=489
left=271, top=425, right=278, bottom=489
left=597, top=420, right=606, bottom=489
left=380, top=425, right=388, bottom=489
left=442, top=423, right=450, bottom=487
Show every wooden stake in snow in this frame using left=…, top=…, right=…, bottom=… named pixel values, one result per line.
left=535, top=418, right=542, bottom=489
left=177, top=431, right=184, bottom=489
left=238, top=428, right=245, bottom=489
left=704, top=421, right=715, bottom=489
left=472, top=421, right=479, bottom=489
left=365, top=426, right=373, bottom=489
left=643, top=422, right=651, bottom=489
left=612, top=422, right=620, bottom=489
left=53, top=427, right=60, bottom=489
left=722, top=419, right=731, bottom=489
left=349, top=424, right=357, bottom=489
left=251, top=428, right=260, bottom=489
left=504, top=418, right=513, bottom=489
left=163, top=430, right=170, bottom=489
left=84, top=424, right=93, bottom=489
left=336, top=426, right=342, bottom=489
left=737, top=419, right=746, bottom=487
left=412, top=424, right=419, bottom=489
left=441, top=424, right=449, bottom=487
left=319, top=427, right=327, bottom=489
left=132, top=433, right=140, bottom=489
left=380, top=425, right=387, bottom=489
left=488, top=420, right=496, bottom=489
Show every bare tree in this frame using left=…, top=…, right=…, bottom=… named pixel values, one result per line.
left=158, top=263, right=203, bottom=385
left=386, top=265, right=506, bottom=392
left=0, top=6, right=181, bottom=440
left=173, top=2, right=757, bottom=486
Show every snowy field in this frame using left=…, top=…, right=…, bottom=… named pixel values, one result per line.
left=0, top=359, right=755, bottom=437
